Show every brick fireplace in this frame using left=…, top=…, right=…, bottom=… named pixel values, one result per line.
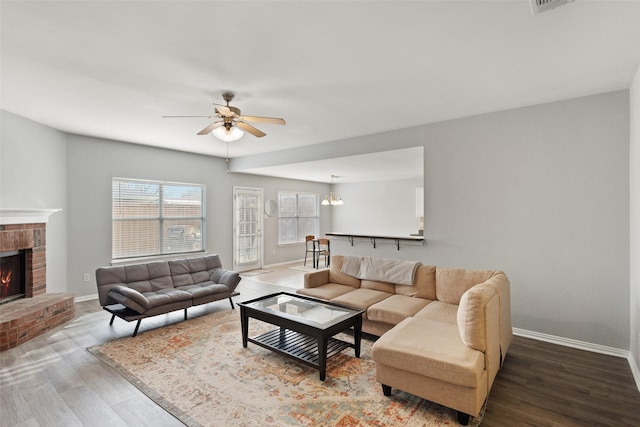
left=0, top=209, right=75, bottom=351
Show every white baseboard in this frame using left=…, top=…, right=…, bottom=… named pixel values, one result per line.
left=263, top=259, right=305, bottom=269
left=513, top=327, right=629, bottom=358
left=74, top=293, right=98, bottom=302
left=628, top=353, right=640, bottom=393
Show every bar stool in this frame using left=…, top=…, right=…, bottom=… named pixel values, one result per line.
left=316, top=238, right=330, bottom=268
left=303, top=235, right=318, bottom=267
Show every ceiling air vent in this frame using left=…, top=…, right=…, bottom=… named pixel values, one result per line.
left=530, top=0, right=572, bottom=14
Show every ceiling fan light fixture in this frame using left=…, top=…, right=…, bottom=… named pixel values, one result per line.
left=163, top=92, right=285, bottom=140
left=212, top=125, right=244, bottom=142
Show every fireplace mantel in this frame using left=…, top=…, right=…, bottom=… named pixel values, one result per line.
left=0, top=208, right=61, bottom=225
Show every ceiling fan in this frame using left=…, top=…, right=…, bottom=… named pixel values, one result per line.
left=162, top=92, right=286, bottom=142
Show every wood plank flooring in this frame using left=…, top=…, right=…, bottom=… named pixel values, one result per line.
left=1, top=268, right=638, bottom=426
left=483, top=337, right=639, bottom=426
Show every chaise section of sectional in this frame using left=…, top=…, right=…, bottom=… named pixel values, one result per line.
left=296, top=254, right=512, bottom=425
left=96, top=255, right=241, bottom=337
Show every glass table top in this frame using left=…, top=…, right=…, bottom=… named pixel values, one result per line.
left=242, top=293, right=361, bottom=328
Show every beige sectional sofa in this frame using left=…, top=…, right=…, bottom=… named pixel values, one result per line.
left=297, top=255, right=512, bottom=425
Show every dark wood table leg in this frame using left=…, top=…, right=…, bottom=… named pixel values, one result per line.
left=318, top=336, right=328, bottom=381
left=353, top=315, right=362, bottom=358
left=279, top=326, right=286, bottom=346
left=313, top=240, right=318, bottom=269
left=240, top=307, right=248, bottom=348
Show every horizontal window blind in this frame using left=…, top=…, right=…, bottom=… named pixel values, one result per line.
left=112, top=178, right=205, bottom=259
left=278, top=191, right=319, bottom=244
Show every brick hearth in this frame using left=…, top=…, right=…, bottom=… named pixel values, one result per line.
left=0, top=293, right=75, bottom=351
left=0, top=219, right=75, bottom=351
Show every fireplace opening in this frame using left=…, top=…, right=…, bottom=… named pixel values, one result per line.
left=0, top=250, right=26, bottom=305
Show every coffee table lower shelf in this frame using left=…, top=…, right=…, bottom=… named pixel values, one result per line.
left=248, top=328, right=353, bottom=374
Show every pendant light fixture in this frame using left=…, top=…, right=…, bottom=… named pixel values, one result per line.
left=322, top=175, right=344, bottom=206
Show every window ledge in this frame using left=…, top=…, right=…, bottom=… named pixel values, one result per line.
left=111, top=251, right=208, bottom=266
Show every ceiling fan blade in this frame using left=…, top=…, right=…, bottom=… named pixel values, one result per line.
left=215, top=105, right=233, bottom=117
left=240, top=115, right=286, bottom=125
left=197, top=121, right=223, bottom=135
left=237, top=121, right=266, bottom=138
left=162, top=115, right=215, bottom=118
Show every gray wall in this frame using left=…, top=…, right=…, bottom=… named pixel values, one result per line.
left=239, top=90, right=631, bottom=350
left=0, top=89, right=632, bottom=352
left=419, top=91, right=629, bottom=350
left=64, top=136, right=329, bottom=297
left=630, top=66, right=640, bottom=372
left=331, top=178, right=423, bottom=236
left=0, top=111, right=68, bottom=293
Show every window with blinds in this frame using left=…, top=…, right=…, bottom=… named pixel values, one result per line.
left=112, top=178, right=205, bottom=259
left=278, top=191, right=319, bottom=244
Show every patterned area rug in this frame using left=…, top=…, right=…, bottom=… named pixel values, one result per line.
left=88, top=309, right=483, bottom=426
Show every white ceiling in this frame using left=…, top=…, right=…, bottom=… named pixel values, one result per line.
left=2, top=1, right=640, bottom=182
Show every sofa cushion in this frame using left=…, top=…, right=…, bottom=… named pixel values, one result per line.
left=331, top=288, right=392, bottom=311
left=297, top=283, right=354, bottom=301
left=329, top=255, right=361, bottom=288
left=123, top=264, right=154, bottom=293
left=96, top=266, right=127, bottom=306
left=394, top=264, right=437, bottom=299
left=414, top=300, right=458, bottom=325
left=204, top=254, right=223, bottom=270
left=367, top=295, right=431, bottom=325
left=97, top=266, right=126, bottom=285
left=146, top=261, right=174, bottom=290
left=107, top=286, right=192, bottom=314
left=168, top=259, right=195, bottom=286
left=457, top=283, right=498, bottom=352
left=211, top=269, right=241, bottom=292
left=184, top=257, right=210, bottom=283
left=177, top=282, right=229, bottom=299
left=144, top=288, right=192, bottom=308
left=361, top=279, right=395, bottom=294
left=371, top=317, right=484, bottom=388
left=436, top=267, right=496, bottom=305
left=124, top=263, right=151, bottom=282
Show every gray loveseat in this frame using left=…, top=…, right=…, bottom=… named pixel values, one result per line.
left=95, top=254, right=241, bottom=336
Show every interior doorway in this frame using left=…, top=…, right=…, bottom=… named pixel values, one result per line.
left=233, top=186, right=263, bottom=272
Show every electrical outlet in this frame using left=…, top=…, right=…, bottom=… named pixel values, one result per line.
left=83, top=273, right=90, bottom=282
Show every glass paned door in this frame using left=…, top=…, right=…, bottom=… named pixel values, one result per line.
left=233, top=186, right=263, bottom=272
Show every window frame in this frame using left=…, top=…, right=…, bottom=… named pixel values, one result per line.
left=277, top=191, right=320, bottom=245
left=111, top=177, right=206, bottom=261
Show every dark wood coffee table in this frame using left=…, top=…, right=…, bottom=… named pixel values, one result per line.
left=238, top=292, right=364, bottom=381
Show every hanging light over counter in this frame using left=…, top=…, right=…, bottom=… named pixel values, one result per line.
left=322, top=175, right=344, bottom=206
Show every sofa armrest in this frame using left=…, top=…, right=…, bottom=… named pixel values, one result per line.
left=457, top=283, right=502, bottom=390
left=456, top=283, right=499, bottom=352
left=210, top=269, right=241, bottom=293
left=304, top=269, right=330, bottom=288
left=108, top=285, right=150, bottom=314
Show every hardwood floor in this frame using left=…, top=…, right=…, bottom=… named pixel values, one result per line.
left=483, top=337, right=639, bottom=426
left=1, top=267, right=638, bottom=426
